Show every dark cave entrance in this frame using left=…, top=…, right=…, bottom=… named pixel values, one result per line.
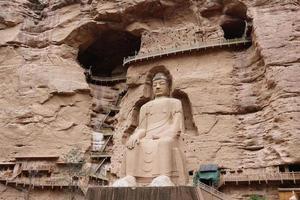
left=78, top=30, right=141, bottom=79
left=288, top=164, right=300, bottom=172
left=220, top=1, right=252, bottom=39
left=221, top=17, right=246, bottom=39
left=279, top=164, right=300, bottom=172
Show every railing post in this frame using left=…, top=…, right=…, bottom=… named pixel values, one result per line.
left=248, top=175, right=250, bottom=185
left=292, top=171, right=296, bottom=184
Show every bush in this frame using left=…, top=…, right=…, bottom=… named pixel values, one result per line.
left=249, top=194, right=266, bottom=200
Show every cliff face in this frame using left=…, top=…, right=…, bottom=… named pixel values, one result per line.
left=0, top=0, right=299, bottom=198
left=234, top=4, right=300, bottom=168
left=112, top=0, right=300, bottom=174
left=0, top=1, right=91, bottom=160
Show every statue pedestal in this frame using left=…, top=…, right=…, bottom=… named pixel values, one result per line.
left=85, top=186, right=225, bottom=200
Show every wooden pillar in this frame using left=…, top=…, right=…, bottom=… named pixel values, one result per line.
left=280, top=173, right=283, bottom=184
left=292, top=172, right=296, bottom=184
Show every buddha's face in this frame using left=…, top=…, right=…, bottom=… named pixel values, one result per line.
left=152, top=79, right=170, bottom=97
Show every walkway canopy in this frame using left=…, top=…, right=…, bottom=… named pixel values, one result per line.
left=194, top=164, right=220, bottom=187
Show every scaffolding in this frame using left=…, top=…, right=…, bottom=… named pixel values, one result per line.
left=89, top=86, right=126, bottom=184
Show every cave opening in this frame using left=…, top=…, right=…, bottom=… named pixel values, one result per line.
left=221, top=17, right=246, bottom=39
left=220, top=1, right=252, bottom=39
left=78, top=30, right=141, bottom=79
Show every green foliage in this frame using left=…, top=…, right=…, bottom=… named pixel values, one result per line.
left=62, top=147, right=84, bottom=163
left=249, top=194, right=266, bottom=200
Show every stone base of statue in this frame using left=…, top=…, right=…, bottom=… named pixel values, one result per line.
left=86, top=186, right=211, bottom=200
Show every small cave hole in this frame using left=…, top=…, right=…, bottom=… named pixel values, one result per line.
left=220, top=1, right=252, bottom=39
left=78, top=29, right=141, bottom=80
left=15, top=144, right=25, bottom=147
left=221, top=18, right=246, bottom=39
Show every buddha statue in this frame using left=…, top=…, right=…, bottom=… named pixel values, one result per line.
left=114, top=72, right=188, bottom=187
left=289, top=191, right=298, bottom=200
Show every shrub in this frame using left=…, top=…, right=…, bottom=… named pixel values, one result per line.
left=249, top=194, right=266, bottom=200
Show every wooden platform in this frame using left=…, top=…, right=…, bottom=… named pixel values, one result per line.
left=0, top=178, right=78, bottom=190
left=90, top=153, right=112, bottom=159
left=86, top=186, right=231, bottom=200
left=0, top=162, right=15, bottom=166
left=220, top=172, right=300, bottom=186
left=14, top=155, right=59, bottom=160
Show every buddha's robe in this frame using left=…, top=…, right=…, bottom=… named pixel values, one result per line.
left=124, top=97, right=188, bottom=184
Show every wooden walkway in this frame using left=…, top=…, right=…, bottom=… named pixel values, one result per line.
left=84, top=69, right=126, bottom=85
left=220, top=172, right=300, bottom=186
left=0, top=177, right=78, bottom=189
left=123, top=37, right=252, bottom=66
left=88, top=75, right=126, bottom=85
left=90, top=153, right=112, bottom=159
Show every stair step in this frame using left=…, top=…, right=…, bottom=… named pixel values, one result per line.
left=90, top=153, right=112, bottom=159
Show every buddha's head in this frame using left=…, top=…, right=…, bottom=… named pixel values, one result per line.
left=152, top=72, right=170, bottom=98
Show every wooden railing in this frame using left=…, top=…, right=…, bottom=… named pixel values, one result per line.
left=88, top=74, right=126, bottom=83
left=84, top=68, right=126, bottom=85
left=197, top=181, right=233, bottom=200
left=2, top=176, right=78, bottom=189
left=220, top=172, right=300, bottom=186
left=123, top=37, right=252, bottom=66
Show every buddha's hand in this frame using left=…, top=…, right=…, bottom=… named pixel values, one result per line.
left=126, top=134, right=140, bottom=149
